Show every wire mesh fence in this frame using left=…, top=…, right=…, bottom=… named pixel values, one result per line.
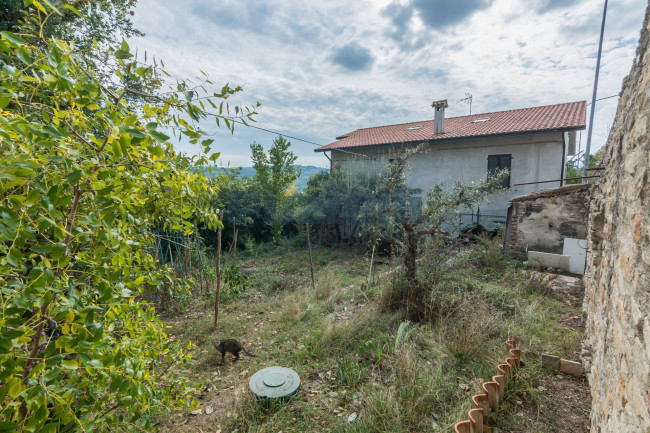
left=457, top=207, right=508, bottom=234
left=143, top=231, right=211, bottom=311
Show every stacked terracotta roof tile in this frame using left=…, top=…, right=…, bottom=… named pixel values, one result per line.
left=316, top=101, right=586, bottom=152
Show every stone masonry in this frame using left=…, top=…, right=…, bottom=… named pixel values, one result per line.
left=583, top=3, right=650, bottom=432
left=509, top=184, right=590, bottom=255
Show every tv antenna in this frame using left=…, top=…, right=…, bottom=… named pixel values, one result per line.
left=460, top=93, right=473, bottom=115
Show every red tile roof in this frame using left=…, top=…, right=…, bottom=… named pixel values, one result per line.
left=316, top=101, right=586, bottom=152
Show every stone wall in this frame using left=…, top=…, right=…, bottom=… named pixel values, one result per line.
left=583, top=4, right=650, bottom=432
left=508, top=184, right=590, bottom=255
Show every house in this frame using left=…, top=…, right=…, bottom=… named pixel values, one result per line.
left=315, top=100, right=587, bottom=218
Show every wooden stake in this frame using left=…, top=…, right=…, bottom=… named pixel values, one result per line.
left=233, top=226, right=238, bottom=266
left=306, top=223, right=315, bottom=291
left=214, top=210, right=224, bottom=329
left=367, top=242, right=376, bottom=288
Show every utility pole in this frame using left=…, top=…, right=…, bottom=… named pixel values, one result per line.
left=583, top=0, right=608, bottom=177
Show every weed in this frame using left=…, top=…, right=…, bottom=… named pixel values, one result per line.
left=393, top=321, right=414, bottom=353
left=337, top=355, right=367, bottom=388
left=521, top=269, right=556, bottom=296
left=222, top=263, right=251, bottom=300
left=270, top=274, right=296, bottom=291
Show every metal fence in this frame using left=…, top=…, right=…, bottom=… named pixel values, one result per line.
left=457, top=207, right=508, bottom=231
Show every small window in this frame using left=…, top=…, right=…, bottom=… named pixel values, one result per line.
left=472, top=117, right=490, bottom=123
left=407, top=125, right=423, bottom=130
left=487, top=154, right=511, bottom=188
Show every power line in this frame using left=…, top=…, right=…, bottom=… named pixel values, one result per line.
left=587, top=93, right=618, bottom=106
left=202, top=111, right=371, bottom=159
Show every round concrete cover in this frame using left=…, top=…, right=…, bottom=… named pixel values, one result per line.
left=249, top=366, right=300, bottom=400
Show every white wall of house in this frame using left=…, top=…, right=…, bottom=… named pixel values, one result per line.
left=328, top=131, right=569, bottom=213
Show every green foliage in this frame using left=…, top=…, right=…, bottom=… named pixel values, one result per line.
left=251, top=136, right=300, bottom=198
left=565, top=148, right=603, bottom=184
left=250, top=137, right=300, bottom=244
left=366, top=149, right=508, bottom=320
left=201, top=172, right=274, bottom=248
left=299, top=164, right=382, bottom=245
left=222, top=263, right=250, bottom=300
left=5, top=1, right=144, bottom=84
left=393, top=320, right=414, bottom=352
left=0, top=0, right=23, bottom=33
left=0, top=4, right=258, bottom=431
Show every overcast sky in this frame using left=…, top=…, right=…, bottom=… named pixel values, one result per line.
left=129, top=0, right=648, bottom=168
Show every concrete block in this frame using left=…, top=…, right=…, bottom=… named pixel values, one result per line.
left=528, top=251, right=570, bottom=271
left=541, top=354, right=561, bottom=369
left=563, top=237, right=588, bottom=275
left=559, top=359, right=583, bottom=377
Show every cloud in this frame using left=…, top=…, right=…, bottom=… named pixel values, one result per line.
left=382, top=1, right=414, bottom=40
left=330, top=42, right=375, bottom=71
left=532, top=0, right=583, bottom=14
left=189, top=1, right=323, bottom=45
left=382, top=0, right=494, bottom=47
left=412, top=0, right=493, bottom=30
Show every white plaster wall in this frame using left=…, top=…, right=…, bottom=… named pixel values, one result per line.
left=329, top=131, right=565, bottom=212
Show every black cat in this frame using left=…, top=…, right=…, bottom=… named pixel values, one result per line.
left=212, top=338, right=255, bottom=364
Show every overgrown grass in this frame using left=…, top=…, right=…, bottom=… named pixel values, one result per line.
left=158, top=241, right=584, bottom=432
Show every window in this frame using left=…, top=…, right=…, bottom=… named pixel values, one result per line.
left=487, top=154, right=512, bottom=188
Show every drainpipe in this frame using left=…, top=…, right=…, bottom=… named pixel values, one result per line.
left=560, top=132, right=566, bottom=186
left=324, top=151, right=332, bottom=174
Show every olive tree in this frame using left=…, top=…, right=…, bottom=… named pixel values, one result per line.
left=362, top=148, right=507, bottom=321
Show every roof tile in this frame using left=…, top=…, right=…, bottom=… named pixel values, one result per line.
left=316, top=101, right=586, bottom=152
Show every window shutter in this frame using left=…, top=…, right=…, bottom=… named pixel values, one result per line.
left=487, top=154, right=512, bottom=188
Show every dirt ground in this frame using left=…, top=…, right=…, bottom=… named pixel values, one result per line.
left=500, top=273, right=591, bottom=433
left=503, top=373, right=591, bottom=433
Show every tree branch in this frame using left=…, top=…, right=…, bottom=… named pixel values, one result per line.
left=372, top=231, right=404, bottom=250
left=64, top=186, right=84, bottom=256
left=21, top=102, right=98, bottom=152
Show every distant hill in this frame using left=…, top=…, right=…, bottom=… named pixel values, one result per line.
left=216, top=165, right=328, bottom=191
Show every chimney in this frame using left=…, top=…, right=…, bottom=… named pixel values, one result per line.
left=431, top=99, right=448, bottom=135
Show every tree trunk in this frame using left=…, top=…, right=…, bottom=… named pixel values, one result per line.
left=404, top=231, right=418, bottom=281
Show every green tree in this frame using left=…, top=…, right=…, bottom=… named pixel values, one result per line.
left=251, top=136, right=300, bottom=197
left=363, top=149, right=507, bottom=321
left=250, top=136, right=300, bottom=244
left=565, top=148, right=603, bottom=184
left=0, top=0, right=23, bottom=32
left=1, top=1, right=141, bottom=55
left=299, top=166, right=381, bottom=245
left=0, top=3, right=257, bottom=431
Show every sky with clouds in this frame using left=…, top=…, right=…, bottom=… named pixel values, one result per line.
left=129, top=0, right=648, bottom=168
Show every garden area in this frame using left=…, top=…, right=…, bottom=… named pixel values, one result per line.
left=156, top=241, right=589, bottom=432
left=0, top=3, right=589, bottom=432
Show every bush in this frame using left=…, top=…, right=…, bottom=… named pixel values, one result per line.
left=466, top=234, right=508, bottom=272
left=222, top=263, right=251, bottom=300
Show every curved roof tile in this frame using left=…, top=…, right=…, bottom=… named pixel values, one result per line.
left=316, top=101, right=586, bottom=152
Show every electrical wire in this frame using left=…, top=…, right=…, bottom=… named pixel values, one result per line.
left=202, top=111, right=372, bottom=159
